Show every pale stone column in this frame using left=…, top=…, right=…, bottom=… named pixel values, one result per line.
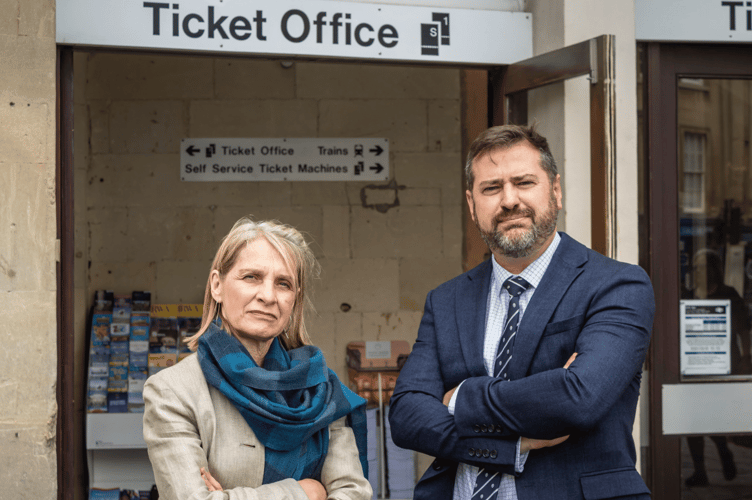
left=0, top=0, right=59, bottom=497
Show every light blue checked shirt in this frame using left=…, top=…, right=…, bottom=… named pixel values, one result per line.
left=448, top=232, right=561, bottom=500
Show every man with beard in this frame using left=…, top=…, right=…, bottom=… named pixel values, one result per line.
left=389, top=125, right=655, bottom=500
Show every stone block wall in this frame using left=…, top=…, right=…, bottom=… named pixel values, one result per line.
left=74, top=51, right=464, bottom=485
left=0, top=0, right=58, bottom=497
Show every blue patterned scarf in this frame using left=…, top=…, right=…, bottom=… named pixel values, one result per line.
left=197, top=320, right=368, bottom=483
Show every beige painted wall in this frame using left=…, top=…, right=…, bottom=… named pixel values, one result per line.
left=0, top=0, right=58, bottom=497
left=72, top=51, right=464, bottom=489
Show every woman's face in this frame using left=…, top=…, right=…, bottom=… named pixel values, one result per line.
left=211, top=237, right=297, bottom=354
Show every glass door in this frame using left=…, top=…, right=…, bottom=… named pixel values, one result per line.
left=677, top=76, right=752, bottom=497
left=645, top=44, right=752, bottom=500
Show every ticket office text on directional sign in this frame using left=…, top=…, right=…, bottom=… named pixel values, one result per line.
left=181, top=138, right=389, bottom=182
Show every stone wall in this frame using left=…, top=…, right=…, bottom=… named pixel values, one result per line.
left=0, top=0, right=59, bottom=497
left=73, top=51, right=464, bottom=488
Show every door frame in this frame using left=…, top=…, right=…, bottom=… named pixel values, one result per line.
left=644, top=42, right=752, bottom=499
left=57, top=46, right=76, bottom=500
left=57, top=36, right=617, bottom=499
left=497, top=35, right=616, bottom=259
left=464, top=35, right=617, bottom=269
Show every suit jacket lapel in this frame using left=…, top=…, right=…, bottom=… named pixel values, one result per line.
left=457, top=259, right=492, bottom=377
left=509, top=234, right=587, bottom=380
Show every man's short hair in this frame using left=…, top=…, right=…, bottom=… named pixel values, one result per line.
left=465, top=124, right=558, bottom=190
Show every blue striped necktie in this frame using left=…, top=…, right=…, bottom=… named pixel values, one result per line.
left=471, top=275, right=531, bottom=500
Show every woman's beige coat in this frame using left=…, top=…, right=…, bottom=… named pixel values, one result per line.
left=143, top=354, right=372, bottom=500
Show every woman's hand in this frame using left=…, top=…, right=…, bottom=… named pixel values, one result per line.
left=201, top=467, right=223, bottom=492
left=202, top=467, right=327, bottom=499
left=297, top=478, right=327, bottom=500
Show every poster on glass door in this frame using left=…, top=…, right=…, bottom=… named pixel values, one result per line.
left=680, top=300, right=732, bottom=376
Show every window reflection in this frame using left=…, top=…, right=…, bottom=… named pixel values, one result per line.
left=678, top=78, right=752, bottom=379
left=678, top=77, right=752, bottom=496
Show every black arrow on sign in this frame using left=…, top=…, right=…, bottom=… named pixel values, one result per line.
left=369, top=163, right=384, bottom=174
left=369, top=145, right=384, bottom=156
left=186, top=145, right=200, bottom=156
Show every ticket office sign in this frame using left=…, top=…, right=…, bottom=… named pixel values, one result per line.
left=57, top=0, right=532, bottom=66
left=680, top=300, right=732, bottom=376
left=180, top=137, right=389, bottom=182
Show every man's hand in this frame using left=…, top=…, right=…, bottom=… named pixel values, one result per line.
left=564, top=352, right=577, bottom=369
left=298, top=478, right=327, bottom=500
left=520, top=435, right=570, bottom=453
left=443, top=386, right=457, bottom=406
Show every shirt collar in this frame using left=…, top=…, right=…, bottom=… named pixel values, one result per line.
left=491, top=232, right=561, bottom=290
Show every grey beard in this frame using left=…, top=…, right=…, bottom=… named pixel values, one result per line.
left=481, top=224, right=539, bottom=258
left=476, top=196, right=559, bottom=259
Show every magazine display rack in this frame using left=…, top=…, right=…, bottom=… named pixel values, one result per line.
left=85, top=296, right=201, bottom=496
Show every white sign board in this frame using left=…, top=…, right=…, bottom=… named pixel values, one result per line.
left=636, top=0, right=752, bottom=42
left=57, top=0, right=531, bottom=65
left=365, top=341, right=392, bottom=360
left=680, top=300, right=732, bottom=376
left=663, top=383, right=752, bottom=434
left=181, top=138, right=389, bottom=182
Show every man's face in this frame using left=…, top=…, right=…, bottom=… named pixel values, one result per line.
left=466, top=142, right=562, bottom=259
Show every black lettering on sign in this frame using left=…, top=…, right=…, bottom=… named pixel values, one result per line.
left=254, top=11, right=267, bottom=41
left=143, top=2, right=169, bottom=35
left=212, top=164, right=254, bottom=174
left=421, top=23, right=439, bottom=55
left=298, top=163, right=348, bottom=173
left=260, top=164, right=293, bottom=173
left=184, top=164, right=207, bottom=174
left=230, top=16, right=251, bottom=40
left=208, top=6, right=228, bottom=39
left=183, top=13, right=204, bottom=38
left=282, top=8, right=398, bottom=48
left=146, top=3, right=267, bottom=41
left=330, top=13, right=343, bottom=44
left=314, top=12, right=327, bottom=43
left=355, top=23, right=374, bottom=46
left=318, top=146, right=349, bottom=155
left=261, top=146, right=294, bottom=155
left=282, top=9, right=310, bottom=43
left=378, top=25, right=398, bottom=48
left=723, top=1, right=744, bottom=30
left=433, top=13, right=450, bottom=45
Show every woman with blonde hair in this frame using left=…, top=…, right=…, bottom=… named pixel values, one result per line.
left=143, top=216, right=371, bottom=500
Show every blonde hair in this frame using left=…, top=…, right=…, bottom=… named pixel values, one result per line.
left=187, top=216, right=320, bottom=351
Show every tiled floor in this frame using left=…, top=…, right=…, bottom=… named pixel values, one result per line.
left=681, top=437, right=752, bottom=499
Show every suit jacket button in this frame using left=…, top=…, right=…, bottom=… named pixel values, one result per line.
left=468, top=448, right=475, bottom=456
left=433, top=461, right=444, bottom=471
left=473, top=425, right=481, bottom=433
left=490, top=450, right=498, bottom=459
left=481, top=424, right=487, bottom=432
left=495, top=425, right=503, bottom=433
left=483, top=449, right=490, bottom=457
left=476, top=449, right=482, bottom=457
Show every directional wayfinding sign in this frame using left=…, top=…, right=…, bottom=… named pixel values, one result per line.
left=181, top=138, right=389, bottom=182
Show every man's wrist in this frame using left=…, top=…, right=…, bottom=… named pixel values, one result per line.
left=447, top=381, right=464, bottom=415
left=515, top=437, right=530, bottom=473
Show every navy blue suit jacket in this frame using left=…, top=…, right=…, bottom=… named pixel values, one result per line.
left=389, top=233, right=655, bottom=500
